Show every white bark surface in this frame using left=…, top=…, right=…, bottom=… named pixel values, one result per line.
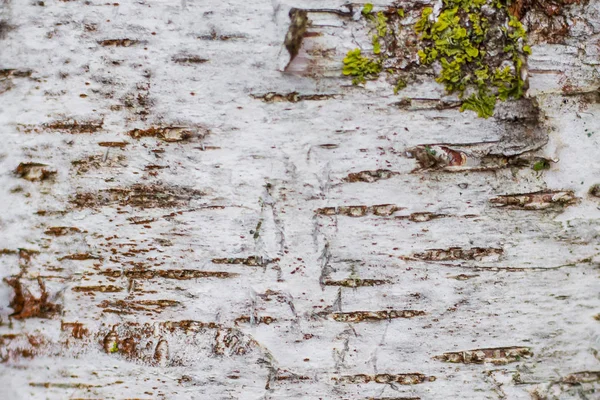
left=0, top=0, right=599, bottom=399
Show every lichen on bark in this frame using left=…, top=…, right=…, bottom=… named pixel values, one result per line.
left=343, top=0, right=532, bottom=118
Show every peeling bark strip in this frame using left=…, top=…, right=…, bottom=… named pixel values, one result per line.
left=100, top=269, right=236, bottom=280
left=407, top=247, right=503, bottom=262
left=14, top=162, right=56, bottom=181
left=251, top=92, right=337, bottom=103
left=335, top=373, right=436, bottom=385
left=322, top=310, right=426, bottom=322
left=72, top=184, right=205, bottom=208
left=316, top=204, right=403, bottom=217
left=408, top=144, right=553, bottom=172
left=489, top=191, right=577, bottom=210
left=436, top=347, right=532, bottom=365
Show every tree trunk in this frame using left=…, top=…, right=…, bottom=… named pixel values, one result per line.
left=0, top=0, right=598, bottom=399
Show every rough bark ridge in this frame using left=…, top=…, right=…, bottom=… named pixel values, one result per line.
left=0, top=0, right=599, bottom=399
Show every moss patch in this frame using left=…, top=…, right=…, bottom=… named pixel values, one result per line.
left=342, top=48, right=382, bottom=84
left=342, top=1, right=531, bottom=118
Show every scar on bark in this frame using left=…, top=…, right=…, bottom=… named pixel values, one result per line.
left=14, top=162, right=56, bottom=181
left=4, top=275, right=61, bottom=319
left=283, top=9, right=308, bottom=70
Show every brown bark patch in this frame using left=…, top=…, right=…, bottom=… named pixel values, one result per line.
left=322, top=310, right=426, bottom=322
left=15, top=163, right=56, bottom=181
left=0, top=69, right=32, bottom=79
left=98, top=39, right=140, bottom=47
left=316, top=204, right=403, bottom=217
left=234, top=315, right=276, bottom=325
left=59, top=253, right=101, bottom=261
left=61, top=322, right=89, bottom=339
left=72, top=285, right=123, bottom=293
left=322, top=278, right=389, bottom=287
left=72, top=184, right=205, bottom=208
left=128, top=127, right=198, bottom=142
left=99, top=299, right=180, bottom=314
left=71, top=154, right=127, bottom=174
left=4, top=275, right=61, bottom=319
left=490, top=190, right=577, bottom=210
left=251, top=92, right=337, bottom=103
left=562, top=371, right=600, bottom=384
left=335, top=373, right=435, bottom=385
left=407, top=247, right=503, bottom=262
left=344, top=169, right=397, bottom=183
left=211, top=256, right=272, bottom=267
left=100, top=269, right=236, bottom=280
left=436, top=347, right=532, bottom=365
left=98, top=141, right=129, bottom=148
left=401, top=212, right=447, bottom=222
left=44, top=227, right=81, bottom=236
left=19, top=120, right=104, bottom=134
left=409, top=145, right=467, bottom=170
left=172, top=55, right=209, bottom=64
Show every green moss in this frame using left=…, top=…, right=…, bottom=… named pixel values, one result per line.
left=376, top=11, right=388, bottom=37
left=532, top=160, right=550, bottom=171
left=372, top=35, right=381, bottom=54
left=109, top=342, right=118, bottom=353
left=508, top=16, right=526, bottom=40
left=413, top=0, right=531, bottom=117
left=460, top=89, right=497, bottom=118
left=424, top=145, right=437, bottom=156
left=394, top=79, right=407, bottom=94
left=342, top=1, right=530, bottom=118
left=415, top=7, right=434, bottom=34
left=342, top=48, right=381, bottom=84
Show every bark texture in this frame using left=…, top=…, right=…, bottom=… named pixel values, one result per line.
left=0, top=0, right=599, bottom=399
